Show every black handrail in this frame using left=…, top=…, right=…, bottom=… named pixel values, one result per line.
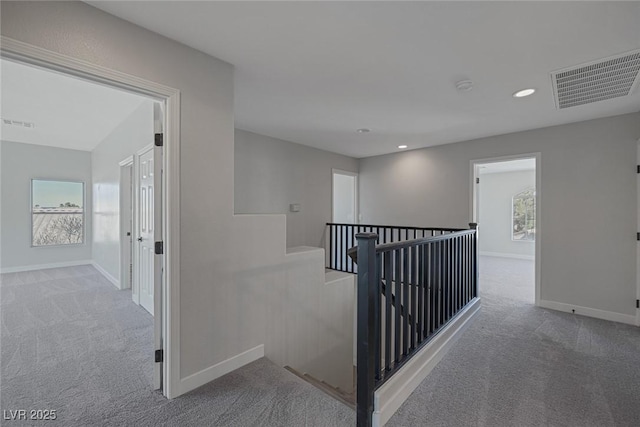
left=354, top=223, right=479, bottom=427
left=327, top=223, right=463, bottom=274
left=330, top=222, right=466, bottom=232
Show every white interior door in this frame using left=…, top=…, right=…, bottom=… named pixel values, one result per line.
left=137, top=146, right=155, bottom=316
left=332, top=170, right=358, bottom=224
left=332, top=170, right=358, bottom=272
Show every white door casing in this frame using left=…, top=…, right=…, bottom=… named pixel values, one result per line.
left=470, top=153, right=541, bottom=306
left=636, top=138, right=640, bottom=326
left=1, top=35, right=180, bottom=398
left=152, top=103, right=164, bottom=388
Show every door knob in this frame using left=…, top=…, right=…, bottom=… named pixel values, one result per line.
left=137, top=237, right=143, bottom=242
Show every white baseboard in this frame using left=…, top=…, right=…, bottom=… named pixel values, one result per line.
left=0, top=259, right=92, bottom=274
left=538, top=299, right=636, bottom=326
left=373, top=298, right=481, bottom=426
left=91, top=261, right=120, bottom=289
left=480, top=251, right=534, bottom=261
left=178, top=344, right=265, bottom=396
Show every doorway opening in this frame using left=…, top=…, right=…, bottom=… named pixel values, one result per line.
left=472, top=155, right=540, bottom=306
left=0, top=44, right=177, bottom=397
left=120, top=159, right=134, bottom=293
left=332, top=169, right=358, bottom=271
left=332, top=169, right=358, bottom=224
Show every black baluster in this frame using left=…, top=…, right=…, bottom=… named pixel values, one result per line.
left=411, top=245, right=417, bottom=350
left=375, top=253, right=381, bottom=381
left=417, top=244, right=424, bottom=343
left=402, top=247, right=409, bottom=356
left=384, top=252, right=392, bottom=372
left=394, top=249, right=401, bottom=363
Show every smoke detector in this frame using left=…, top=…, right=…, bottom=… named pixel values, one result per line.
left=1, top=118, right=36, bottom=129
left=455, top=80, right=473, bottom=92
left=551, top=49, right=640, bottom=109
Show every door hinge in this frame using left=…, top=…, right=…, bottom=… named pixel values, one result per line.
left=476, top=177, right=480, bottom=184
left=155, top=133, right=163, bottom=147
left=637, top=165, right=640, bottom=174
left=155, top=349, right=163, bottom=363
left=155, top=241, right=164, bottom=255
left=637, top=232, right=640, bottom=241
left=636, top=299, right=639, bottom=309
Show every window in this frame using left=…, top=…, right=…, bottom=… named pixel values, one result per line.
left=512, top=188, right=535, bottom=241
left=32, top=180, right=84, bottom=246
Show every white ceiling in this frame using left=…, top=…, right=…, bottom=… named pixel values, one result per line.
left=88, top=1, right=640, bottom=158
left=0, top=59, right=149, bottom=151
left=479, top=158, right=535, bottom=175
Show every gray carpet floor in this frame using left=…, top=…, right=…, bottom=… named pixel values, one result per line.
left=388, top=256, right=640, bottom=427
left=0, top=265, right=354, bottom=426
left=2, top=258, right=639, bottom=426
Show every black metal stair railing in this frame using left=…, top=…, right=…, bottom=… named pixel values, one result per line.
left=327, top=223, right=464, bottom=274
left=351, top=224, right=479, bottom=427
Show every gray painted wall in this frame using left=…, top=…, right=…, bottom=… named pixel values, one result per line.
left=478, top=170, right=535, bottom=258
left=360, top=113, right=640, bottom=317
left=234, top=129, right=358, bottom=248
left=92, top=99, right=154, bottom=285
left=2, top=0, right=235, bottom=380
left=3, top=2, right=638, bottom=394
left=1, top=1, right=341, bottom=389
left=0, top=141, right=92, bottom=270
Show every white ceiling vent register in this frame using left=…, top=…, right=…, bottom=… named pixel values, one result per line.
left=551, top=50, right=640, bottom=109
left=1, top=118, right=36, bottom=129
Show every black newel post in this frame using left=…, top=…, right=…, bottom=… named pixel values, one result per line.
left=355, top=233, right=378, bottom=427
left=469, top=223, right=479, bottom=298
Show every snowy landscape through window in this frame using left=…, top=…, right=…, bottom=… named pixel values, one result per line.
left=31, top=179, right=84, bottom=246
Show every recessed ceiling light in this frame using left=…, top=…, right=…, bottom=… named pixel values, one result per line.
left=356, top=128, right=371, bottom=134
left=398, top=145, right=408, bottom=149
left=513, top=88, right=536, bottom=98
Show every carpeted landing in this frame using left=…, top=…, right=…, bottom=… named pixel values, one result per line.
left=388, top=256, right=640, bottom=427
left=0, top=265, right=354, bottom=426
left=2, top=257, right=639, bottom=426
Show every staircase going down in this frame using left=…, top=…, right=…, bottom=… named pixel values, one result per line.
left=284, top=366, right=355, bottom=409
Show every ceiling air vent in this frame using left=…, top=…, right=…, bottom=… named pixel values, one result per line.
left=1, top=118, right=36, bottom=129
left=551, top=50, right=640, bottom=109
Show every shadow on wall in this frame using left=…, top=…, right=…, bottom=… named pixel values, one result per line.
left=234, top=129, right=358, bottom=249
left=232, top=247, right=355, bottom=392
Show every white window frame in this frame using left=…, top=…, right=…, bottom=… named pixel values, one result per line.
left=511, top=187, right=535, bottom=242
left=31, top=178, right=86, bottom=247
